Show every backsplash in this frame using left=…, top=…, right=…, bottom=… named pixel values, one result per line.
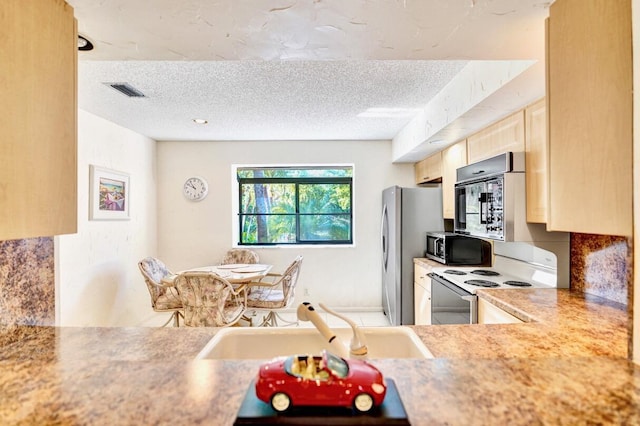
left=570, top=233, right=631, bottom=305
left=0, top=237, right=55, bottom=325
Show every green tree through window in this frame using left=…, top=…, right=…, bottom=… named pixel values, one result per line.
left=237, top=166, right=353, bottom=245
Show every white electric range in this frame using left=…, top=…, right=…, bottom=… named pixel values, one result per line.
left=431, top=255, right=557, bottom=295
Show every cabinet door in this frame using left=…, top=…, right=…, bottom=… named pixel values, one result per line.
left=467, top=111, right=525, bottom=164
left=441, top=140, right=467, bottom=219
left=477, top=298, right=522, bottom=324
left=414, top=264, right=431, bottom=325
left=0, top=0, right=77, bottom=239
left=414, top=152, right=442, bottom=184
left=547, top=0, right=632, bottom=236
left=525, top=98, right=548, bottom=224
left=414, top=263, right=432, bottom=287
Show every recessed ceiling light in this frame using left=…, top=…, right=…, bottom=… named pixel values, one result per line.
left=193, top=118, right=208, bottom=124
left=357, top=107, right=422, bottom=118
left=78, top=35, right=94, bottom=51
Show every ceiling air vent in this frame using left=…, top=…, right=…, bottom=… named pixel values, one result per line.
left=104, top=82, right=146, bottom=98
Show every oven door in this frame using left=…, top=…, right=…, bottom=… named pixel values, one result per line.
left=429, top=273, right=477, bottom=325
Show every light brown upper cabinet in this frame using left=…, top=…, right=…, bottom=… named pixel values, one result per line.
left=441, top=140, right=467, bottom=219
left=0, top=0, right=78, bottom=240
left=524, top=99, right=548, bottom=224
left=466, top=111, right=525, bottom=164
left=546, top=0, right=632, bottom=236
left=414, top=151, right=442, bottom=185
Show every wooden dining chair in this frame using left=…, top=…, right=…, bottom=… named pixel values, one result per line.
left=174, top=271, right=248, bottom=327
left=138, top=257, right=183, bottom=327
left=245, top=255, right=303, bottom=327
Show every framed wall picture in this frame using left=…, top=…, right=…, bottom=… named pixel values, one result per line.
left=89, top=165, right=130, bottom=220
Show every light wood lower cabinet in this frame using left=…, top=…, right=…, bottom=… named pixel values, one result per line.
left=477, top=298, right=523, bottom=324
left=441, top=140, right=467, bottom=219
left=414, top=264, right=432, bottom=325
left=467, top=111, right=525, bottom=164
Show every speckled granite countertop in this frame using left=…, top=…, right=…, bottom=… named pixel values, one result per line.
left=1, top=289, right=638, bottom=425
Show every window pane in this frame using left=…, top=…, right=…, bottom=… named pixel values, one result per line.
left=299, top=184, right=351, bottom=214
left=300, top=215, right=351, bottom=241
left=240, top=183, right=295, bottom=214
left=236, top=165, right=353, bottom=246
left=241, top=215, right=296, bottom=244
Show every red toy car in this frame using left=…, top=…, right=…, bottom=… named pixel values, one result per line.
left=255, top=350, right=387, bottom=413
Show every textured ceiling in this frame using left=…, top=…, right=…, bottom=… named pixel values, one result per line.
left=68, top=0, right=551, bottom=161
left=79, top=60, right=468, bottom=141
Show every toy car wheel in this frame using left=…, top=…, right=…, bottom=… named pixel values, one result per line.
left=270, top=392, right=291, bottom=412
left=353, top=393, right=374, bottom=413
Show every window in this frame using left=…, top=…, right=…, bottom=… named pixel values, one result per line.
left=237, top=166, right=353, bottom=245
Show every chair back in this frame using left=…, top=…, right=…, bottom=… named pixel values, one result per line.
left=174, top=271, right=246, bottom=327
left=221, top=248, right=259, bottom=265
left=279, top=255, right=303, bottom=307
left=138, top=257, right=172, bottom=307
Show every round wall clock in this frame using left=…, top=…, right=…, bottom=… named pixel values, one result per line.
left=183, top=176, right=209, bottom=201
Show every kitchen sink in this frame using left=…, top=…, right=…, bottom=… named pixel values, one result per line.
left=195, top=326, right=433, bottom=360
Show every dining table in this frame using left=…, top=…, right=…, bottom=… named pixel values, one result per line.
left=161, top=263, right=275, bottom=327
left=161, top=263, right=274, bottom=287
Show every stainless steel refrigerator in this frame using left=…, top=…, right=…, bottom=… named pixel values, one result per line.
left=381, top=186, right=443, bottom=325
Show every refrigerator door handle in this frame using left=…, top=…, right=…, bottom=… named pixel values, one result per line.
left=381, top=204, right=389, bottom=271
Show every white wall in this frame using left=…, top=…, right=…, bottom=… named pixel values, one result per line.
left=56, top=110, right=158, bottom=326
left=157, top=140, right=415, bottom=309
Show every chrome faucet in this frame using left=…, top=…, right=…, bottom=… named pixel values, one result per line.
left=296, top=302, right=368, bottom=359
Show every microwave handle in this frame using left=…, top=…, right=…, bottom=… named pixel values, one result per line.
left=434, top=238, right=443, bottom=255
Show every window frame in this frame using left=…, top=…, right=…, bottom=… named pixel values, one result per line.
left=235, top=166, right=354, bottom=246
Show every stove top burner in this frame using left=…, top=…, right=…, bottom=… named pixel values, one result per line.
left=444, top=270, right=467, bottom=275
left=464, top=279, right=500, bottom=287
left=503, top=280, right=532, bottom=287
left=471, top=270, right=500, bottom=277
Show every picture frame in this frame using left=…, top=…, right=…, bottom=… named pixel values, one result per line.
left=89, top=165, right=130, bottom=220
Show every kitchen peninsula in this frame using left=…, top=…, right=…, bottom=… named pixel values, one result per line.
left=1, top=284, right=638, bottom=425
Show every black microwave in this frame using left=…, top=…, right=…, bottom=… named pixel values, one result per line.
left=425, top=232, right=488, bottom=265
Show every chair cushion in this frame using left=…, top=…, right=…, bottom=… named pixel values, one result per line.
left=175, top=272, right=245, bottom=327
left=155, top=294, right=181, bottom=310
left=247, top=288, right=285, bottom=309
left=183, top=304, right=244, bottom=327
left=222, top=249, right=259, bottom=265
left=140, top=257, right=171, bottom=283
